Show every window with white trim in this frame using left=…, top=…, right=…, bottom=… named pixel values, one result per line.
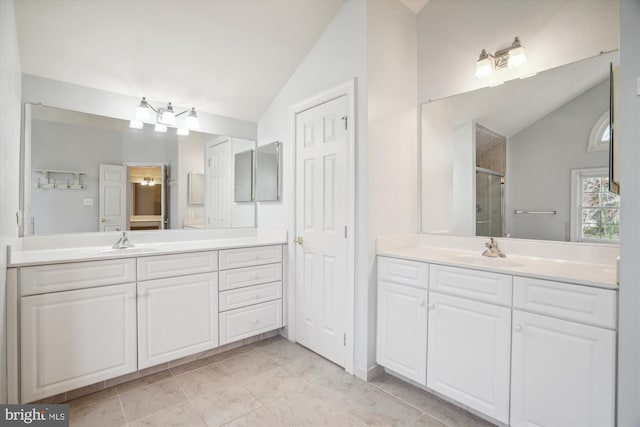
left=587, top=111, right=610, bottom=152
left=570, top=168, right=619, bottom=242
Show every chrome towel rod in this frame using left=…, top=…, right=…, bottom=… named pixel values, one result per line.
left=513, top=210, right=557, bottom=215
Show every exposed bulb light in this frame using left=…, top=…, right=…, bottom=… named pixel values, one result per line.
left=160, top=102, right=176, bottom=125
left=177, top=127, right=190, bottom=136
left=475, top=37, right=527, bottom=79
left=186, top=107, right=199, bottom=129
left=154, top=123, right=167, bottom=133
left=129, top=120, right=144, bottom=129
left=148, top=178, right=156, bottom=187
left=135, top=97, right=151, bottom=121
left=475, top=49, right=493, bottom=79
left=507, top=37, right=526, bottom=69
left=140, top=178, right=148, bottom=186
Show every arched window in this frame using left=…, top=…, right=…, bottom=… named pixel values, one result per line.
left=587, top=111, right=610, bottom=152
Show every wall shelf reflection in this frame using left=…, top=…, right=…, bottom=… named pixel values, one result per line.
left=34, top=169, right=86, bottom=190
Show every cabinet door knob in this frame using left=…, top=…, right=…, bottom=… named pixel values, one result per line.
left=294, top=236, right=304, bottom=245
left=100, top=217, right=107, bottom=222
left=252, top=319, right=259, bottom=324
left=513, top=324, right=522, bottom=332
left=419, top=301, right=426, bottom=306
left=428, top=303, right=435, bottom=309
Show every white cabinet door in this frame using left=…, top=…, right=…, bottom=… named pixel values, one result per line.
left=21, top=283, right=137, bottom=403
left=427, top=292, right=511, bottom=423
left=510, top=310, right=615, bottom=427
left=376, top=281, right=428, bottom=385
left=138, top=273, right=218, bottom=369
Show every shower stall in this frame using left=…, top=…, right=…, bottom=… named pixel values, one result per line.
left=476, top=167, right=504, bottom=238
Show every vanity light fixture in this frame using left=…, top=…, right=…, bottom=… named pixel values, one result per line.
left=131, top=97, right=200, bottom=133
left=148, top=178, right=156, bottom=187
left=177, top=127, right=190, bottom=136
left=475, top=37, right=527, bottom=79
left=139, top=177, right=156, bottom=186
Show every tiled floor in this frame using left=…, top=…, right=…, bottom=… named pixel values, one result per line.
left=66, top=336, right=495, bottom=427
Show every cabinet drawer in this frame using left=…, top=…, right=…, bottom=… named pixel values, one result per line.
left=219, top=245, right=282, bottom=270
left=219, top=300, right=282, bottom=345
left=513, top=277, right=617, bottom=329
left=429, top=264, right=512, bottom=306
left=219, top=263, right=282, bottom=291
left=137, top=251, right=218, bottom=281
left=378, top=256, right=428, bottom=289
left=220, top=281, right=282, bottom=312
left=20, top=259, right=136, bottom=296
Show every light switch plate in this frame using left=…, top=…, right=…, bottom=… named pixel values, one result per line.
left=83, top=198, right=94, bottom=206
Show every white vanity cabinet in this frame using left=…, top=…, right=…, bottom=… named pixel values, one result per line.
left=376, top=257, right=429, bottom=385
left=20, top=261, right=137, bottom=403
left=218, top=245, right=284, bottom=345
left=427, top=265, right=512, bottom=423
left=510, top=277, right=616, bottom=427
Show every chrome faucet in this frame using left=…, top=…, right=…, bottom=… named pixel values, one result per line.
left=482, top=237, right=506, bottom=258
left=112, top=231, right=134, bottom=249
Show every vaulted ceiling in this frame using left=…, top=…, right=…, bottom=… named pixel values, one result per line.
left=14, top=0, right=345, bottom=122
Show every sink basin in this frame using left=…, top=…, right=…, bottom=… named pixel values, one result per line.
left=99, top=247, right=160, bottom=254
left=450, top=254, right=524, bottom=268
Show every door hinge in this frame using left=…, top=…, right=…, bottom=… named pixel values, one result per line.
left=341, top=116, right=348, bottom=130
left=344, top=226, right=347, bottom=239
left=344, top=333, right=346, bottom=346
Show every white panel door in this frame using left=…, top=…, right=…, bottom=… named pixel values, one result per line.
left=376, top=281, right=428, bottom=385
left=99, top=164, right=127, bottom=231
left=510, top=310, right=615, bottom=427
left=427, top=292, right=511, bottom=423
left=21, top=283, right=137, bottom=402
left=295, top=95, right=348, bottom=366
left=137, top=273, right=218, bottom=369
left=205, top=140, right=231, bottom=228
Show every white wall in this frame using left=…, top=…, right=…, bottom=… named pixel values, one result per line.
left=256, top=0, right=369, bottom=374
left=367, top=0, right=418, bottom=371
left=507, top=80, right=609, bottom=241
left=617, top=1, right=640, bottom=424
left=0, top=0, right=22, bottom=404
left=417, top=0, right=619, bottom=103
left=22, top=74, right=257, bottom=141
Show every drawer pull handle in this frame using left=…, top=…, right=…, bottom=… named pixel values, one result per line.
left=513, top=324, right=522, bottom=332
left=254, top=274, right=260, bottom=280
left=255, top=294, right=260, bottom=299
left=252, top=319, right=259, bottom=324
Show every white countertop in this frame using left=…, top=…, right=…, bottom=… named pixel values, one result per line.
left=378, top=246, right=617, bottom=289
left=9, top=236, right=287, bottom=267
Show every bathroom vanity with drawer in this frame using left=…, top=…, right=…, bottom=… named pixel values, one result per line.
left=376, top=246, right=618, bottom=427
left=7, top=236, right=285, bottom=404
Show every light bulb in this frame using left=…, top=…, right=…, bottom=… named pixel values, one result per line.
left=186, top=107, right=199, bottom=129
left=160, top=102, right=176, bottom=125
left=508, top=38, right=526, bottom=69
left=148, top=178, right=156, bottom=187
left=154, top=123, right=167, bottom=133
left=177, top=127, right=190, bottom=136
left=136, top=97, right=151, bottom=121
left=475, top=57, right=493, bottom=79
left=140, top=179, right=148, bottom=186
left=129, top=120, right=144, bottom=129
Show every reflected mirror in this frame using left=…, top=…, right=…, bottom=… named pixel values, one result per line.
left=234, top=150, right=254, bottom=202
left=255, top=141, right=281, bottom=202
left=420, top=51, right=620, bottom=243
left=23, top=104, right=256, bottom=234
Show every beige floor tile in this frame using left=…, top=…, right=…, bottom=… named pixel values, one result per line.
left=174, top=363, right=235, bottom=399
left=69, top=396, right=126, bottom=427
left=242, top=365, right=306, bottom=405
left=346, top=389, right=423, bottom=426
left=66, top=388, right=118, bottom=411
left=214, top=343, right=256, bottom=362
left=376, top=375, right=495, bottom=427
left=326, top=410, right=368, bottom=427
left=412, top=414, right=449, bottom=427
left=190, top=385, right=262, bottom=427
left=252, top=335, right=286, bottom=348
left=170, top=355, right=220, bottom=376
left=309, top=364, right=376, bottom=408
left=66, top=382, right=105, bottom=401
left=129, top=402, right=206, bottom=427
left=265, top=393, right=337, bottom=426
left=255, top=339, right=313, bottom=364
left=117, top=370, right=173, bottom=394
left=120, top=377, right=187, bottom=422
left=221, top=350, right=280, bottom=383
left=222, top=407, right=283, bottom=427
left=283, top=353, right=343, bottom=382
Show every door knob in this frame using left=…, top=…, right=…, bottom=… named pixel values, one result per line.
left=294, top=236, right=304, bottom=245
left=513, top=324, right=522, bottom=332
left=100, top=217, right=107, bottom=222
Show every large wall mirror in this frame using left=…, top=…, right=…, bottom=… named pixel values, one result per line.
left=420, top=51, right=619, bottom=243
left=22, top=104, right=256, bottom=235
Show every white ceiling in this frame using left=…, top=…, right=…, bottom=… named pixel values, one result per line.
left=14, top=0, right=344, bottom=122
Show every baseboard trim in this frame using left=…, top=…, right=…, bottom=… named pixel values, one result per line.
left=354, top=364, right=384, bottom=381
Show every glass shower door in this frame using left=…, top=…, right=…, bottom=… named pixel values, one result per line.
left=476, top=170, right=503, bottom=237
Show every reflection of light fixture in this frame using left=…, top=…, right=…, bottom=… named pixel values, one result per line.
left=140, top=178, right=148, bottom=186
left=475, top=37, right=527, bottom=79
left=177, top=127, right=190, bottom=136
left=148, top=178, right=156, bottom=187
left=140, top=177, right=156, bottom=186
left=130, top=97, right=200, bottom=133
